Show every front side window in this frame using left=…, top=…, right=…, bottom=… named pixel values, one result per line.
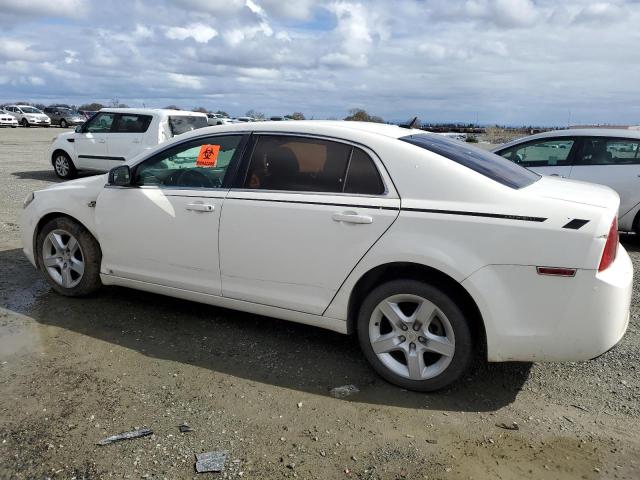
left=242, top=135, right=384, bottom=195
left=84, top=112, right=115, bottom=133
left=401, top=133, right=539, bottom=189
left=113, top=114, right=152, bottom=133
left=135, top=135, right=242, bottom=189
left=498, top=139, right=575, bottom=167
left=576, top=138, right=640, bottom=165
left=168, top=115, right=208, bottom=136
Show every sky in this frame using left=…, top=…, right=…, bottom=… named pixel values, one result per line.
left=0, top=0, right=639, bottom=126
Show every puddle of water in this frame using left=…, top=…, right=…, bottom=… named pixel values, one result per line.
left=0, top=312, right=44, bottom=358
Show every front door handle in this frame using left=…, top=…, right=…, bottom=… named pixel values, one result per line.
left=98, top=138, right=106, bottom=143
left=186, top=203, right=215, bottom=212
left=332, top=211, right=373, bottom=224
left=132, top=139, right=141, bottom=144
left=549, top=173, right=565, bottom=178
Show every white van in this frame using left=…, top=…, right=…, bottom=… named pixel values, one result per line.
left=49, top=108, right=208, bottom=179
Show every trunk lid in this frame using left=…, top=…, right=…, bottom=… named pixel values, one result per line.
left=524, top=176, right=619, bottom=210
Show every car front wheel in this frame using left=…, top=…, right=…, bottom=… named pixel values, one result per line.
left=53, top=152, right=77, bottom=179
left=60, top=119, right=67, bottom=128
left=21, top=118, right=29, bottom=128
left=36, top=217, right=102, bottom=296
left=357, top=279, right=473, bottom=391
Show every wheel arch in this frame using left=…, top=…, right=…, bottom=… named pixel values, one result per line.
left=346, top=262, right=486, bottom=353
left=33, top=212, right=101, bottom=269
left=51, top=148, right=72, bottom=166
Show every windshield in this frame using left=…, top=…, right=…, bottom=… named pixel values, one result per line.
left=168, top=115, right=208, bottom=136
left=400, top=134, right=540, bottom=189
left=21, top=106, right=42, bottom=114
left=59, top=108, right=81, bottom=115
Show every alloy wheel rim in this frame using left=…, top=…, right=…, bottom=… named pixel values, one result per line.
left=368, top=294, right=455, bottom=380
left=42, top=229, right=84, bottom=288
left=55, top=156, right=69, bottom=176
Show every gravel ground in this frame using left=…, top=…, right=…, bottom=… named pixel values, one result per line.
left=0, top=127, right=639, bottom=480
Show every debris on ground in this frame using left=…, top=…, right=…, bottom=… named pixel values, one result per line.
left=96, top=428, right=153, bottom=446
left=195, top=450, right=227, bottom=473
left=179, top=423, right=193, bottom=433
left=329, top=384, right=359, bottom=398
left=571, top=404, right=589, bottom=412
left=495, top=422, right=519, bottom=431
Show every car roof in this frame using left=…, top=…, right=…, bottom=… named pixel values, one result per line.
left=176, top=120, right=420, bottom=140
left=496, top=128, right=640, bottom=150
left=98, top=108, right=207, bottom=117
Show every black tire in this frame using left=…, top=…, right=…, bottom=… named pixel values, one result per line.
left=60, top=119, right=67, bottom=128
left=36, top=217, right=102, bottom=297
left=52, top=151, right=77, bottom=179
left=21, top=118, right=29, bottom=128
left=357, top=279, right=473, bottom=392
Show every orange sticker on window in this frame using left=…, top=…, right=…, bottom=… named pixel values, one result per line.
left=196, top=144, right=220, bottom=167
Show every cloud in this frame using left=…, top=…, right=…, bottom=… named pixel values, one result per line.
left=166, top=23, right=218, bottom=43
left=168, top=73, right=203, bottom=89
left=0, top=0, right=86, bottom=18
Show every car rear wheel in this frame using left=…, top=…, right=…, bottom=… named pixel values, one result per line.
left=60, top=119, right=67, bottom=128
left=53, top=152, right=77, bottom=179
left=357, top=279, right=473, bottom=391
left=21, top=118, right=29, bottom=128
left=36, top=217, right=102, bottom=297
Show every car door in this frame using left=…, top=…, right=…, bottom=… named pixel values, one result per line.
left=108, top=113, right=153, bottom=160
left=495, top=137, right=577, bottom=178
left=569, top=137, right=640, bottom=221
left=74, top=112, right=116, bottom=170
left=219, top=134, right=400, bottom=315
left=95, top=134, right=248, bottom=294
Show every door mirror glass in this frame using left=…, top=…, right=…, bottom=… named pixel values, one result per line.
left=75, top=125, right=83, bottom=133
left=108, top=165, right=131, bottom=186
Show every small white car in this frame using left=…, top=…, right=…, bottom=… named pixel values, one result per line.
left=493, top=129, right=640, bottom=233
left=4, top=105, right=51, bottom=127
left=0, top=109, right=19, bottom=127
left=21, top=121, right=631, bottom=391
left=49, top=108, right=208, bottom=179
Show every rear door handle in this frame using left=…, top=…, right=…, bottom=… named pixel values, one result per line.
left=98, top=138, right=106, bottom=143
left=332, top=211, right=373, bottom=224
left=549, top=173, right=565, bottom=178
left=186, top=203, right=215, bottom=212
left=132, top=139, right=141, bottom=144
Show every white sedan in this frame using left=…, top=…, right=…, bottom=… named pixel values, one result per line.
left=0, top=109, right=19, bottom=127
left=20, top=121, right=632, bottom=391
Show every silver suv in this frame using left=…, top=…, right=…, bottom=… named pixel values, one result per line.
left=4, top=105, right=51, bottom=127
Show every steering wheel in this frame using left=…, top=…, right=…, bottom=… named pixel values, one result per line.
left=167, top=169, right=219, bottom=188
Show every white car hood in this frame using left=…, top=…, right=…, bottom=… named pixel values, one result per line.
left=40, top=173, right=107, bottom=195
left=525, top=175, right=619, bottom=210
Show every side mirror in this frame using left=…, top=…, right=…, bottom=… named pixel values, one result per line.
left=75, top=125, right=83, bottom=133
left=108, top=165, right=131, bottom=186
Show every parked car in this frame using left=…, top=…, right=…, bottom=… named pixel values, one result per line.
left=493, top=129, right=640, bottom=233
left=4, top=105, right=51, bottom=127
left=48, top=108, right=208, bottom=179
left=22, top=122, right=631, bottom=391
left=78, top=110, right=98, bottom=120
left=0, top=109, right=19, bottom=127
left=236, top=116, right=255, bottom=123
left=43, top=106, right=86, bottom=128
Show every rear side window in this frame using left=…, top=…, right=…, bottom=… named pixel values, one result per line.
left=114, top=114, right=152, bottom=133
left=401, top=134, right=539, bottom=189
left=576, top=138, right=640, bottom=165
left=168, top=116, right=208, bottom=136
left=243, top=135, right=385, bottom=194
left=344, top=148, right=384, bottom=194
left=497, top=139, right=575, bottom=167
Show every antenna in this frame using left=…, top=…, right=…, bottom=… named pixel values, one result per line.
left=399, top=116, right=420, bottom=129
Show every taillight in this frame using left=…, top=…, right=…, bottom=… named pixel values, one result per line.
left=598, top=218, right=618, bottom=272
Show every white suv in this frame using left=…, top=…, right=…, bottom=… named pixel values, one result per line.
left=4, top=105, right=51, bottom=127
left=49, top=108, right=208, bottom=179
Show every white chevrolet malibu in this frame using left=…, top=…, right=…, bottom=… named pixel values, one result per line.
left=21, top=121, right=632, bottom=391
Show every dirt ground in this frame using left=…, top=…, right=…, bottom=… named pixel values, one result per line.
left=0, top=127, right=639, bottom=480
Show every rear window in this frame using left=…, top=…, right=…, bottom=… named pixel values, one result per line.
left=168, top=115, right=208, bottom=136
left=400, top=134, right=539, bottom=189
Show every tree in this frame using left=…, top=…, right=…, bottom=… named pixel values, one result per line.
left=215, top=110, right=229, bottom=117
left=344, top=108, right=383, bottom=123
left=288, top=112, right=305, bottom=120
left=164, top=105, right=181, bottom=110
left=192, top=106, right=209, bottom=113
left=245, top=109, right=265, bottom=120
left=78, top=102, right=104, bottom=111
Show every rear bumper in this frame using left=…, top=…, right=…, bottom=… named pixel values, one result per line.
left=462, top=246, right=632, bottom=362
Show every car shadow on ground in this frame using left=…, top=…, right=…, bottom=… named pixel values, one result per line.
left=0, top=248, right=531, bottom=413
left=620, top=233, right=640, bottom=252
left=11, top=170, right=98, bottom=183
